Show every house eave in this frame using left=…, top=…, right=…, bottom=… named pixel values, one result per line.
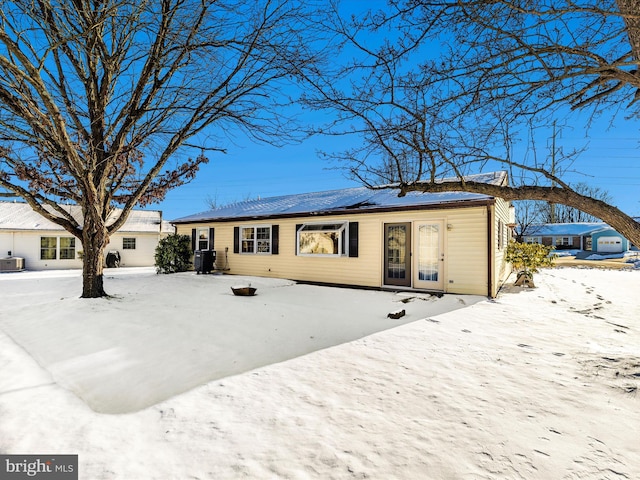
left=171, top=197, right=496, bottom=225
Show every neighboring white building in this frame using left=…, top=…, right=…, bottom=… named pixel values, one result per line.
left=0, top=201, right=174, bottom=270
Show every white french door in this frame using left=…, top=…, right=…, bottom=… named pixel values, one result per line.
left=413, top=221, right=444, bottom=291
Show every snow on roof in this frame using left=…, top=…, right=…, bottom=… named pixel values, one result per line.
left=0, top=201, right=163, bottom=233
left=525, top=223, right=618, bottom=237
left=173, top=171, right=507, bottom=223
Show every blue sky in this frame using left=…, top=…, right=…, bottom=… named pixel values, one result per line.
left=152, top=2, right=640, bottom=223
left=155, top=111, right=640, bottom=222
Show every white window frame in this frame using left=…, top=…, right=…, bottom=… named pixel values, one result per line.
left=40, top=236, right=57, bottom=260
left=197, top=228, right=209, bottom=250
left=59, top=237, right=76, bottom=259
left=297, top=222, right=348, bottom=257
left=40, top=236, right=77, bottom=260
left=123, top=237, right=136, bottom=250
left=240, top=225, right=272, bottom=254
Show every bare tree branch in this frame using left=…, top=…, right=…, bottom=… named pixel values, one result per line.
left=0, top=0, right=325, bottom=296
left=303, top=0, right=640, bottom=246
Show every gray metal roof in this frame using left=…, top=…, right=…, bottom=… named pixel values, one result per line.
left=0, top=202, right=163, bottom=233
left=524, top=223, right=618, bottom=237
left=173, top=171, right=507, bottom=223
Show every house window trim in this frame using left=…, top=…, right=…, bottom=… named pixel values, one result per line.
left=296, top=222, right=348, bottom=257
left=123, top=237, right=137, bottom=250
left=240, top=225, right=272, bottom=255
left=40, top=236, right=57, bottom=260
left=59, top=237, right=76, bottom=260
left=197, top=228, right=209, bottom=251
left=40, top=236, right=77, bottom=260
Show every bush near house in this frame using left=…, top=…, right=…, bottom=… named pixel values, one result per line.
left=155, top=234, right=192, bottom=274
left=506, top=240, right=557, bottom=287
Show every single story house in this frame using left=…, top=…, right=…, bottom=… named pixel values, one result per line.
left=0, top=201, right=174, bottom=270
left=522, top=223, right=630, bottom=253
left=172, top=172, right=514, bottom=297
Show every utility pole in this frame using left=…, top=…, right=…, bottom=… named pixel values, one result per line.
left=549, top=121, right=557, bottom=223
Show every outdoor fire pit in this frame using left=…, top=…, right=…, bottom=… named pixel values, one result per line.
left=231, top=285, right=257, bottom=296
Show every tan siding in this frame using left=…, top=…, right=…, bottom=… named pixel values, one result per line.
left=176, top=203, right=494, bottom=296
left=493, top=198, right=513, bottom=295
left=444, top=207, right=489, bottom=295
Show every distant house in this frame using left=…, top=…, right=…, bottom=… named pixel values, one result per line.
left=522, top=223, right=630, bottom=253
left=0, top=201, right=174, bottom=270
left=172, top=172, right=514, bottom=297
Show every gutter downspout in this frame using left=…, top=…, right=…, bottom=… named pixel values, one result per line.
left=487, top=205, right=493, bottom=298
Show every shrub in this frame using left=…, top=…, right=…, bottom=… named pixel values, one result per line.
left=154, top=234, right=192, bottom=274
left=505, top=240, right=557, bottom=286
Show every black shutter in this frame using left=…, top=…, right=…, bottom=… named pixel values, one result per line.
left=271, top=225, right=279, bottom=254
left=233, top=227, right=240, bottom=254
left=209, top=227, right=215, bottom=250
left=348, top=222, right=359, bottom=258
left=295, top=224, right=303, bottom=255
left=191, top=228, right=196, bottom=251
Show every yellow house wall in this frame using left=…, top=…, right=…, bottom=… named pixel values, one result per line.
left=176, top=203, right=495, bottom=296
left=491, top=198, right=514, bottom=296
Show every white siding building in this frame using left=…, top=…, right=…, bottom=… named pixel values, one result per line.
left=0, top=202, right=173, bottom=270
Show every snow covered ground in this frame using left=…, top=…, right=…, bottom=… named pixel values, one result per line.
left=0, top=267, right=638, bottom=479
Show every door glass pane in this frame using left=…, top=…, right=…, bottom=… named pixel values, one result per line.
left=387, top=225, right=406, bottom=279
left=418, top=224, right=439, bottom=281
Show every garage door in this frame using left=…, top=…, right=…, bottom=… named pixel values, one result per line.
left=596, top=236, right=623, bottom=253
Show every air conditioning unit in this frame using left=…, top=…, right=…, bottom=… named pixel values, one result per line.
left=0, top=257, right=25, bottom=272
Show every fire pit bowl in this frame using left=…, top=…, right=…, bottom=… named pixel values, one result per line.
left=231, top=285, right=257, bottom=296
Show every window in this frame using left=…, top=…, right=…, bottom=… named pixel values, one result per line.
left=558, top=237, right=571, bottom=246
left=40, top=237, right=57, bottom=260
left=123, top=238, right=136, bottom=250
left=297, top=223, right=347, bottom=256
left=498, top=220, right=504, bottom=250
left=240, top=226, right=271, bottom=254
left=197, top=228, right=209, bottom=250
left=60, top=237, right=76, bottom=259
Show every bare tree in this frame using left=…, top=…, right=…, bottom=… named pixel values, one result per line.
left=0, top=0, right=321, bottom=297
left=538, top=183, right=614, bottom=223
left=304, top=0, right=640, bottom=246
left=513, top=201, right=546, bottom=241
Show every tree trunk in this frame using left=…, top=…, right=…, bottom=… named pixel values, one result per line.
left=81, top=215, right=109, bottom=298
left=618, top=0, right=640, bottom=64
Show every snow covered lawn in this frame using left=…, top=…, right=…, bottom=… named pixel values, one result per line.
left=0, top=268, right=479, bottom=414
left=1, top=267, right=639, bottom=479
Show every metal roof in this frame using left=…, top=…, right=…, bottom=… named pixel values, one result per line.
left=173, top=171, right=507, bottom=224
left=524, top=223, right=618, bottom=237
left=0, top=202, right=163, bottom=233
